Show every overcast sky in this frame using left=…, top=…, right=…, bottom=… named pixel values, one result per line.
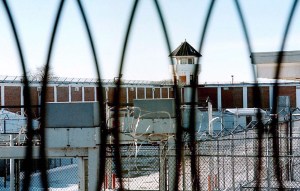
left=0, top=0, right=299, bottom=83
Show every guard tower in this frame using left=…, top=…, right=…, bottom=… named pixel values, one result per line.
left=169, top=40, right=201, bottom=85
left=169, top=41, right=201, bottom=103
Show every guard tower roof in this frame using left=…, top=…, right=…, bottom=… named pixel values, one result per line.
left=169, top=41, right=201, bottom=57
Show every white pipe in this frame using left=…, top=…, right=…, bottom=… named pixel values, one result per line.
left=10, top=135, right=15, bottom=191
left=243, top=86, right=248, bottom=108
left=68, top=85, right=71, bottom=102
left=94, top=87, right=97, bottom=101
left=126, top=87, right=129, bottom=103
left=20, top=86, right=24, bottom=116
left=82, top=87, right=85, bottom=102
left=135, top=87, right=138, bottom=99
left=208, top=101, right=213, bottom=135
left=1, top=85, right=5, bottom=106
left=269, top=86, right=273, bottom=110
left=217, top=87, right=222, bottom=111
left=160, top=87, right=162, bottom=98
left=54, top=86, right=57, bottom=102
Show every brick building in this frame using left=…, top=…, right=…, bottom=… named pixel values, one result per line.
left=1, top=43, right=300, bottom=116
left=0, top=76, right=299, bottom=117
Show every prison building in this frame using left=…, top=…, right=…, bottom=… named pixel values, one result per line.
left=0, top=76, right=299, bottom=114
left=1, top=43, right=300, bottom=115
left=251, top=50, right=300, bottom=80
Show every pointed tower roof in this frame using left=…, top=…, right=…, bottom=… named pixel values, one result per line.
left=169, top=41, right=201, bottom=57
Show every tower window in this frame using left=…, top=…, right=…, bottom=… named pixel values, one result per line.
left=181, top=59, right=187, bottom=64
left=188, top=58, right=193, bottom=64
left=190, top=75, right=194, bottom=84
left=190, top=75, right=198, bottom=84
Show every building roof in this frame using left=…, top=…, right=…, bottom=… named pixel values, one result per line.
left=250, top=50, right=300, bottom=64
left=169, top=41, right=201, bottom=57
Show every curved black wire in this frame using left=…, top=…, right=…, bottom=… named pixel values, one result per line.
left=76, top=0, right=108, bottom=190
left=39, top=0, right=65, bottom=189
left=113, top=1, right=139, bottom=190
left=3, top=1, right=297, bottom=190
left=270, top=1, right=299, bottom=190
left=233, top=0, right=265, bottom=189
left=1, top=1, right=34, bottom=190
left=39, top=1, right=109, bottom=190
left=153, top=1, right=183, bottom=190
left=188, top=1, right=216, bottom=190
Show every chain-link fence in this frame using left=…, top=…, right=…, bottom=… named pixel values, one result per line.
left=194, top=133, right=300, bottom=190
left=1, top=130, right=300, bottom=190
left=103, top=127, right=300, bottom=190
left=0, top=158, right=78, bottom=190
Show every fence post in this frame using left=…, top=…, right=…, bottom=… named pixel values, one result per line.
left=88, top=147, right=99, bottom=190
left=209, top=140, right=213, bottom=191
left=168, top=136, right=176, bottom=191
left=182, top=144, right=186, bottom=191
left=78, top=157, right=85, bottom=191
left=267, top=132, right=271, bottom=190
left=15, top=160, right=20, bottom=191
left=244, top=130, right=249, bottom=182
left=159, top=143, right=167, bottom=191
left=222, top=141, right=225, bottom=189
left=289, top=110, right=293, bottom=181
left=217, top=138, right=220, bottom=190
left=231, top=134, right=235, bottom=190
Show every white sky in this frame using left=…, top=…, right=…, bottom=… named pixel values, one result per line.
left=0, top=0, right=300, bottom=83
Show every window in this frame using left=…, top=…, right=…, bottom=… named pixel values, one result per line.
left=190, top=75, right=198, bottom=84
left=190, top=75, right=193, bottom=84
left=188, top=58, right=193, bottom=64
left=181, top=58, right=187, bottom=64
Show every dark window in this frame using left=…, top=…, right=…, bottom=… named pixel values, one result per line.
left=190, top=75, right=193, bottom=84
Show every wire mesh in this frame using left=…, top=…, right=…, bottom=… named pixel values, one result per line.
left=0, top=158, right=78, bottom=190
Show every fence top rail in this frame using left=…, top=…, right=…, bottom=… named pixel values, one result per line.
left=0, top=75, right=176, bottom=86
left=2, top=75, right=300, bottom=87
